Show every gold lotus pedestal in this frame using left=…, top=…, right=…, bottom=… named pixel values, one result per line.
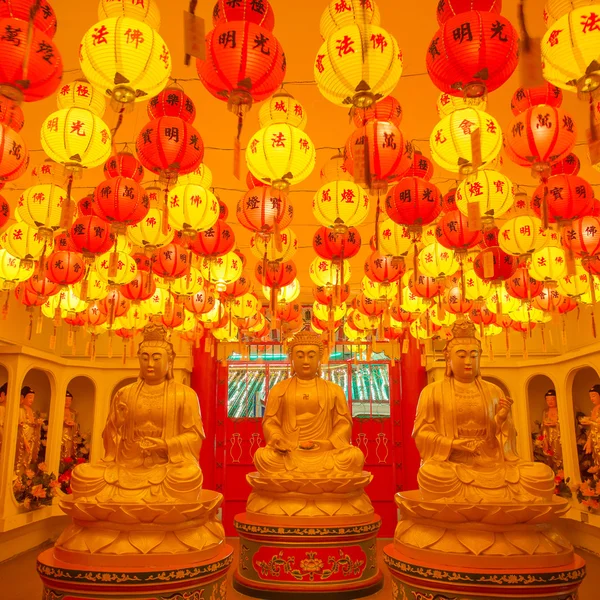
left=37, top=491, right=234, bottom=599
left=384, top=491, right=586, bottom=600
left=233, top=472, right=383, bottom=599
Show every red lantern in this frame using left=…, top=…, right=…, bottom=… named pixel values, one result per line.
left=190, top=220, right=235, bottom=258
left=511, top=320, right=536, bottom=333
left=354, top=293, right=385, bottom=317
left=404, top=151, right=434, bottom=181
left=212, top=0, right=275, bottom=30
left=385, top=177, right=442, bottom=227
left=237, top=187, right=293, bottom=235
left=504, top=106, right=576, bottom=170
left=426, top=11, right=519, bottom=97
left=441, top=188, right=457, bottom=213
left=510, top=83, right=562, bottom=114
left=532, top=175, right=594, bottom=223
left=222, top=271, right=252, bottom=299
left=0, top=18, right=62, bottom=101
left=218, top=199, right=229, bottom=221
left=132, top=252, right=153, bottom=273
left=246, top=171, right=267, bottom=189
left=562, top=216, right=600, bottom=257
left=444, top=285, right=474, bottom=314
left=148, top=89, right=196, bottom=123
left=364, top=250, right=404, bottom=284
left=121, top=271, right=156, bottom=303
left=473, top=247, right=517, bottom=282
left=550, top=153, right=580, bottom=176
left=0, top=1, right=57, bottom=37
left=197, top=22, right=285, bottom=107
left=54, top=231, right=77, bottom=252
left=313, top=283, right=350, bottom=305
left=532, top=285, right=563, bottom=312
left=480, top=226, right=500, bottom=248
left=69, top=216, right=115, bottom=257
left=0, top=193, right=9, bottom=229
left=391, top=299, right=416, bottom=323
left=185, top=288, right=217, bottom=315
left=77, top=195, right=94, bottom=216
left=435, top=209, right=482, bottom=254
left=436, top=0, right=501, bottom=25
left=277, top=301, right=300, bottom=323
left=161, top=303, right=185, bottom=329
left=0, top=124, right=28, bottom=181
left=22, top=273, right=60, bottom=298
left=99, top=289, right=130, bottom=319
left=103, top=152, right=145, bottom=182
left=92, top=177, right=149, bottom=228
left=45, top=250, right=86, bottom=285
left=313, top=226, right=361, bottom=261
left=557, top=295, right=578, bottom=314
left=136, top=117, right=204, bottom=181
left=0, top=96, right=23, bottom=131
left=469, top=305, right=496, bottom=326
left=152, top=243, right=190, bottom=280
left=352, top=95, right=402, bottom=128
left=409, top=270, right=442, bottom=299
left=255, top=260, right=297, bottom=288
left=505, top=266, right=544, bottom=300
left=82, top=302, right=107, bottom=328
left=15, top=284, right=46, bottom=307
left=65, top=312, right=86, bottom=328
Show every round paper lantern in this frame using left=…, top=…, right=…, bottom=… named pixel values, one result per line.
left=343, top=121, right=412, bottom=187
left=14, top=287, right=48, bottom=308
left=0, top=0, right=57, bottom=37
left=436, top=0, right=501, bottom=24
left=400, top=285, right=431, bottom=312
left=77, top=195, right=95, bottom=216
left=531, top=174, right=594, bottom=223
left=16, top=183, right=68, bottom=237
left=259, top=90, right=307, bottom=130
left=74, top=269, right=109, bottom=302
left=418, top=242, right=459, bottom=279
left=170, top=267, right=204, bottom=298
left=510, top=83, right=562, bottom=115
left=364, top=250, right=405, bottom=285
left=430, top=109, right=502, bottom=173
left=69, top=215, right=115, bottom=257
left=213, top=0, right=274, bottom=30
left=0, top=17, right=62, bottom=102
left=177, top=163, right=213, bottom=188
left=190, top=220, right=236, bottom=258
left=542, top=7, right=600, bottom=94
left=320, top=0, right=380, bottom=38
left=309, top=257, right=351, bottom=287
left=313, top=226, right=361, bottom=261
left=0, top=248, right=34, bottom=285
left=231, top=293, right=258, bottom=320
left=92, top=177, right=149, bottom=229
left=529, top=246, right=568, bottom=282
left=223, top=271, right=252, bottom=299
left=385, top=177, right=442, bottom=227
left=435, top=209, right=482, bottom=254
left=444, top=285, right=474, bottom=315
left=441, top=188, right=458, bottom=213
left=498, top=215, right=546, bottom=259
left=95, top=250, right=137, bottom=286
left=315, top=24, right=402, bottom=108
left=246, top=124, right=315, bottom=189
left=362, top=276, right=396, bottom=301
left=436, top=92, right=487, bottom=118
left=352, top=95, right=402, bottom=128
left=80, top=17, right=171, bottom=104
left=505, top=266, right=544, bottom=300
left=562, top=216, right=600, bottom=257
left=313, top=180, right=370, bottom=231
left=456, top=170, right=514, bottom=221
left=319, top=151, right=353, bottom=183
left=473, top=247, right=518, bottom=282
left=0, top=124, right=28, bottom=181
left=354, top=293, right=383, bottom=318
left=136, top=117, right=204, bottom=181
left=313, top=283, right=351, bottom=305
left=426, top=11, right=519, bottom=97
left=41, top=107, right=112, bottom=169
left=237, top=187, right=293, bottom=235
left=127, top=205, right=174, bottom=252
left=463, top=268, right=492, bottom=300
left=57, top=78, right=106, bottom=117
left=486, top=287, right=520, bottom=314
left=98, top=0, right=161, bottom=29
left=378, top=219, right=414, bottom=258
left=200, top=252, right=243, bottom=291
left=264, top=278, right=300, bottom=305
left=148, top=87, right=196, bottom=123
left=557, top=265, right=591, bottom=298
left=255, top=259, right=297, bottom=289
left=504, top=106, right=576, bottom=170
left=251, top=227, right=297, bottom=263
left=45, top=250, right=86, bottom=285
left=103, top=151, right=145, bottom=181
left=0, top=96, right=23, bottom=131
left=0, top=222, right=46, bottom=264
left=152, top=243, right=189, bottom=280
left=406, top=269, right=442, bottom=299
left=404, top=151, right=434, bottom=181
left=197, top=21, right=285, bottom=107
left=551, top=152, right=581, bottom=176
left=166, top=183, right=219, bottom=235
left=184, top=287, right=217, bottom=315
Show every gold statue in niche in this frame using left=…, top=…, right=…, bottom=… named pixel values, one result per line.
left=61, top=391, right=79, bottom=460
left=539, top=389, right=563, bottom=472
left=57, top=324, right=224, bottom=565
left=15, top=386, right=42, bottom=476
left=0, top=382, right=6, bottom=455
left=247, top=330, right=372, bottom=520
left=582, top=384, right=600, bottom=473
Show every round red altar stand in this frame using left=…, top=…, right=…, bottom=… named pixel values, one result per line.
left=233, top=512, right=383, bottom=599
left=37, top=543, right=234, bottom=600
left=384, top=544, right=586, bottom=600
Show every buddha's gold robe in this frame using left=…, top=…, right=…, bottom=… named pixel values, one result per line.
left=71, top=379, right=204, bottom=503
left=254, top=376, right=364, bottom=476
left=414, top=377, right=555, bottom=503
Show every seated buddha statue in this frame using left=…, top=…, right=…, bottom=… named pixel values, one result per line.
left=71, top=324, right=205, bottom=503
left=253, top=330, right=365, bottom=478
left=414, top=319, right=555, bottom=504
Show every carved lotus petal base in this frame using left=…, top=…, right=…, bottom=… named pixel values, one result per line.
left=54, top=490, right=227, bottom=568
left=247, top=471, right=373, bottom=495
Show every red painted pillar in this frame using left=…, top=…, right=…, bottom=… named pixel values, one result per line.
left=400, top=337, right=427, bottom=491
left=191, top=338, right=219, bottom=491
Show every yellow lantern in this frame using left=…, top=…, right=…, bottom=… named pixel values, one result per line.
left=352, top=309, right=379, bottom=331
left=456, top=170, right=515, bottom=222
left=544, top=1, right=597, bottom=26
left=212, top=322, right=239, bottom=342
left=80, top=17, right=172, bottom=105
left=344, top=320, right=368, bottom=341
left=436, top=92, right=487, bottom=118
left=542, top=7, right=600, bottom=94
left=0, top=223, right=46, bottom=265
left=319, top=151, right=353, bottom=183
left=57, top=79, right=106, bottom=117
left=401, top=286, right=431, bottom=313
left=199, top=299, right=223, bottom=325
left=58, top=288, right=88, bottom=314
left=95, top=250, right=138, bottom=286
left=498, top=215, right=547, bottom=259
left=314, top=24, right=402, bottom=108
left=250, top=228, right=298, bottom=263
left=171, top=267, right=203, bottom=297
left=418, top=242, right=459, bottom=279
left=580, top=276, right=600, bottom=304
left=16, top=184, right=69, bottom=237
left=143, top=287, right=167, bottom=316
left=409, top=319, right=435, bottom=340
left=378, top=219, right=414, bottom=258
left=262, top=278, right=301, bottom=304
left=429, top=108, right=502, bottom=174
left=127, top=205, right=174, bottom=252
left=174, top=312, right=196, bottom=333
left=41, top=108, right=112, bottom=169
left=486, top=288, right=521, bottom=314
left=246, top=312, right=266, bottom=334
left=259, top=91, right=307, bottom=130
left=557, top=265, right=590, bottom=298
left=231, top=293, right=259, bottom=319
left=30, top=160, right=70, bottom=188
left=463, top=268, right=493, bottom=300
left=74, top=269, right=109, bottom=301
left=319, top=0, right=381, bottom=38
left=246, top=124, right=316, bottom=189
left=484, top=323, right=503, bottom=337
left=529, top=246, right=568, bottom=282
left=313, top=301, right=347, bottom=322
left=313, top=180, right=370, bottom=231
left=42, top=294, right=63, bottom=320
left=200, top=252, right=243, bottom=292
left=115, top=305, right=151, bottom=330
left=309, top=257, right=351, bottom=287
left=362, top=276, right=395, bottom=300
left=0, top=249, right=34, bottom=286
left=510, top=302, right=552, bottom=324
left=167, top=184, right=219, bottom=235
left=98, top=0, right=161, bottom=30
left=177, top=164, right=213, bottom=188
left=429, top=304, right=456, bottom=327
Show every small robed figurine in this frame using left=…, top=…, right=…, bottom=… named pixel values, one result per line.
left=61, top=391, right=79, bottom=460
left=15, top=386, right=42, bottom=476
left=540, top=388, right=563, bottom=472
left=582, top=384, right=600, bottom=474
left=0, top=382, right=6, bottom=455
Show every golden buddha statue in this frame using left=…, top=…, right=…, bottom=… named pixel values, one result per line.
left=582, top=384, right=600, bottom=474
left=247, top=330, right=372, bottom=521
left=15, top=386, right=42, bottom=476
left=56, top=324, right=225, bottom=567
left=540, top=388, right=563, bottom=472
left=391, top=320, right=572, bottom=569
left=0, top=382, right=6, bottom=455
left=61, top=391, right=79, bottom=460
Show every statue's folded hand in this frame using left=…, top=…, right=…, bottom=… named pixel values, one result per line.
left=143, top=437, right=168, bottom=451
left=270, top=434, right=293, bottom=454
left=452, top=438, right=478, bottom=454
